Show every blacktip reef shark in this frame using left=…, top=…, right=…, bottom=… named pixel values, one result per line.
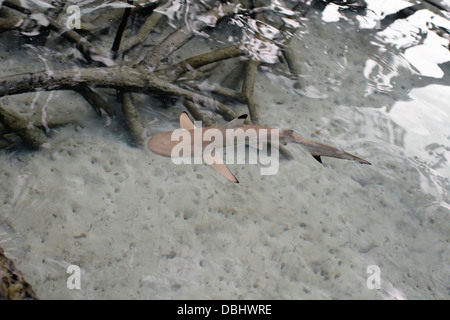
left=148, top=112, right=371, bottom=183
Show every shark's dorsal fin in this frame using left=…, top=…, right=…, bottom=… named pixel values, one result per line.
left=180, top=112, right=195, bottom=130
left=225, top=114, right=247, bottom=129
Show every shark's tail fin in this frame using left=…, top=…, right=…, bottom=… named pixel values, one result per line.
left=316, top=149, right=372, bottom=165
left=288, top=133, right=371, bottom=165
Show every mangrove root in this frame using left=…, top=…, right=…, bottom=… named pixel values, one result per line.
left=0, top=0, right=325, bottom=151
left=0, top=246, right=38, bottom=300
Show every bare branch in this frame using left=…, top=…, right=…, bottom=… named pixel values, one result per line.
left=3, top=0, right=112, bottom=66
left=136, top=1, right=239, bottom=71
left=0, top=67, right=238, bottom=120
left=163, top=44, right=247, bottom=81
left=242, top=59, right=260, bottom=123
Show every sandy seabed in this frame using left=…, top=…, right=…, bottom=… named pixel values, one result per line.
left=1, top=6, right=449, bottom=300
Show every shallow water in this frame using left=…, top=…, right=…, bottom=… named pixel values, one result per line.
left=0, top=0, right=449, bottom=299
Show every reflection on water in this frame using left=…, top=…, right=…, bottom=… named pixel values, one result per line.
left=0, top=0, right=449, bottom=300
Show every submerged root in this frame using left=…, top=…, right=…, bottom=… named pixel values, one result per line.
left=121, top=92, right=148, bottom=147
left=0, top=247, right=38, bottom=300
left=0, top=0, right=365, bottom=160
left=242, top=59, right=260, bottom=123
left=0, top=105, right=47, bottom=150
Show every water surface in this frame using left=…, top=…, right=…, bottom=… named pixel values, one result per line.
left=0, top=0, right=449, bottom=299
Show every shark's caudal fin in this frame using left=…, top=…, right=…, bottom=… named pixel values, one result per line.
left=179, top=113, right=239, bottom=183
left=286, top=132, right=371, bottom=165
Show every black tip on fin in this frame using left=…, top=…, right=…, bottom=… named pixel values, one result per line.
left=313, top=155, right=323, bottom=164
left=238, top=114, right=248, bottom=119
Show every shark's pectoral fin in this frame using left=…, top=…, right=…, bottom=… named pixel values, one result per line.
left=210, top=162, right=239, bottom=183
left=203, top=153, right=239, bottom=183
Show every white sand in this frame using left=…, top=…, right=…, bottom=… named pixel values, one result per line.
left=1, top=3, right=449, bottom=299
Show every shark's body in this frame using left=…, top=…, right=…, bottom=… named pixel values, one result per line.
left=148, top=113, right=371, bottom=183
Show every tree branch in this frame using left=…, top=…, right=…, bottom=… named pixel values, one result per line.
left=136, top=1, right=239, bottom=71
left=163, top=44, right=247, bottom=81
left=0, top=67, right=238, bottom=120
